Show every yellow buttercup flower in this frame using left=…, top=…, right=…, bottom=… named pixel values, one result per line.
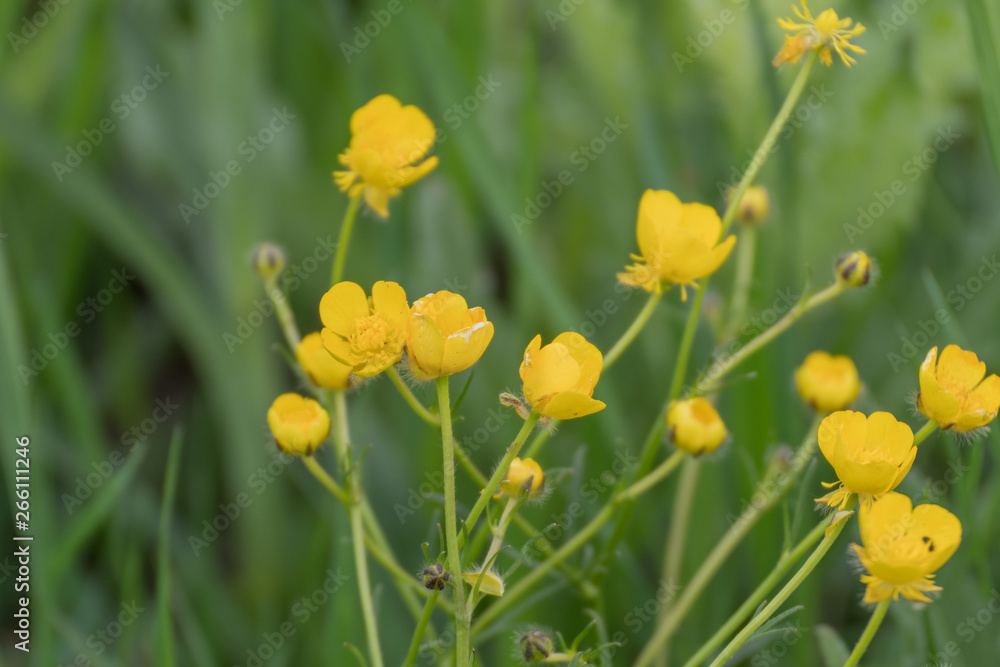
left=267, top=393, right=331, bottom=456
left=850, top=492, right=961, bottom=604
left=495, top=457, right=544, bottom=500
left=296, top=332, right=353, bottom=390
left=795, top=351, right=861, bottom=412
left=333, top=94, right=439, bottom=218
left=406, top=291, right=494, bottom=380
left=917, top=345, right=1000, bottom=432
left=520, top=333, right=606, bottom=420
left=773, top=1, right=866, bottom=68
left=618, top=190, right=736, bottom=300
left=320, top=281, right=408, bottom=378
left=666, top=398, right=728, bottom=456
left=816, top=411, right=916, bottom=509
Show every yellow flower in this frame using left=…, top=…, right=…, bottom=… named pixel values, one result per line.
left=850, top=492, right=961, bottom=604
left=406, top=291, right=494, bottom=380
left=320, top=281, right=408, bottom=378
left=816, top=411, right=916, bottom=509
left=729, top=185, right=771, bottom=226
left=835, top=251, right=873, bottom=288
left=917, top=345, right=1000, bottom=432
left=520, top=333, right=606, bottom=420
left=295, top=332, right=353, bottom=390
left=495, top=457, right=544, bottom=500
left=333, top=94, right=439, bottom=218
left=795, top=351, right=861, bottom=412
left=666, top=398, right=728, bottom=456
left=267, top=393, right=331, bottom=456
left=617, top=190, right=736, bottom=300
left=773, top=1, right=866, bottom=68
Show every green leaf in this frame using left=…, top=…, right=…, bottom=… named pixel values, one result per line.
left=815, top=624, right=851, bottom=667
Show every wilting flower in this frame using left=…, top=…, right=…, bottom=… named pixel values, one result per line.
left=296, top=332, right=353, bottom=390
left=406, top=291, right=494, bottom=380
left=320, top=281, right=408, bottom=378
left=267, top=393, right=331, bottom=456
left=835, top=251, right=873, bottom=288
left=851, top=492, right=961, bottom=604
left=520, top=333, right=606, bottom=420
left=618, top=190, right=736, bottom=300
left=917, top=345, right=1000, bottom=432
left=773, top=1, right=866, bottom=68
left=333, top=94, right=439, bottom=218
left=795, top=351, right=861, bottom=412
left=495, top=457, right=544, bottom=500
left=666, top=398, right=728, bottom=456
left=816, top=411, right=916, bottom=509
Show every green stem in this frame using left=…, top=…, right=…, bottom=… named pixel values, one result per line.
left=265, top=276, right=302, bottom=350
left=403, top=592, right=441, bottom=667
left=330, top=391, right=384, bottom=667
left=913, top=420, right=939, bottom=447
left=618, top=450, right=687, bottom=502
left=388, top=366, right=441, bottom=426
left=437, top=377, right=471, bottom=667
left=724, top=226, right=756, bottom=340
left=635, top=416, right=822, bottom=667
left=604, top=291, right=663, bottom=370
left=302, top=455, right=352, bottom=506
left=681, top=518, right=828, bottom=667
left=708, top=495, right=857, bottom=667
left=331, top=192, right=362, bottom=286
left=843, top=599, right=891, bottom=667
left=458, top=411, right=540, bottom=548
left=481, top=497, right=520, bottom=573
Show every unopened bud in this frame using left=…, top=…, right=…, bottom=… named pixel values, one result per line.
left=835, top=251, right=872, bottom=288
left=519, top=630, right=553, bottom=662
left=251, top=242, right=286, bottom=280
left=499, top=392, right=532, bottom=420
left=422, top=563, right=450, bottom=591
left=730, top=185, right=771, bottom=225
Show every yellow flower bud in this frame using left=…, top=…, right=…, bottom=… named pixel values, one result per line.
left=296, top=332, right=353, bottom=390
left=406, top=291, right=494, bottom=380
left=519, top=630, right=553, bottom=662
left=815, top=411, right=915, bottom=509
left=320, top=280, right=408, bottom=378
left=520, top=333, right=606, bottom=420
left=618, top=190, right=736, bottom=299
left=795, top=351, right=861, bottom=412
left=850, top=492, right=961, bottom=604
left=266, top=393, right=331, bottom=456
left=495, top=457, right=544, bottom=500
left=251, top=242, right=286, bottom=280
left=917, top=345, right=1000, bottom=432
left=730, top=185, right=771, bottom=225
left=333, top=94, right=439, bottom=218
left=835, top=251, right=872, bottom=287
left=666, top=398, right=728, bottom=455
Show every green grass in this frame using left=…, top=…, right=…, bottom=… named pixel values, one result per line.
left=1, top=0, right=999, bottom=665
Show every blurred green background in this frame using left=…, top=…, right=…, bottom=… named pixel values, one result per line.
left=2, top=0, right=1000, bottom=664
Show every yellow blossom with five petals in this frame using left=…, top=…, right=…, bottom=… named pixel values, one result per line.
left=520, top=333, right=606, bottom=420
left=320, top=280, right=408, bottom=378
left=406, top=291, right=494, bottom=380
left=267, top=393, right=331, bottom=456
left=816, top=411, right=916, bottom=509
left=333, top=94, right=439, bottom=218
left=617, top=190, right=736, bottom=300
left=917, top=345, right=1000, bottom=432
left=850, top=492, right=961, bottom=604
left=773, top=1, right=866, bottom=68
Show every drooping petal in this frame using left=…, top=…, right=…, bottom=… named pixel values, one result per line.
left=538, top=391, right=606, bottom=420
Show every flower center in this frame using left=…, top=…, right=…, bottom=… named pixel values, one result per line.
left=352, top=315, right=388, bottom=354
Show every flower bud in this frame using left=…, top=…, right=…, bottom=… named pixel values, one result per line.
left=422, top=564, right=450, bottom=591
left=499, top=392, right=532, bottom=420
left=835, top=251, right=872, bottom=288
left=495, top=457, right=544, bottom=500
left=251, top=242, right=286, bottom=281
left=729, top=185, right=771, bottom=225
left=666, top=398, right=728, bottom=456
left=266, top=393, right=331, bottom=456
left=519, top=630, right=553, bottom=662
left=795, top=351, right=861, bottom=412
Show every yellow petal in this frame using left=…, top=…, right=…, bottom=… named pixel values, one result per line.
left=296, top=332, right=353, bottom=390
left=350, top=94, right=403, bottom=134
left=407, top=313, right=444, bottom=380
left=441, top=321, right=494, bottom=376
left=817, top=411, right=864, bottom=467
left=676, top=201, right=722, bottom=247
left=833, top=436, right=899, bottom=496
left=320, top=281, right=370, bottom=337
left=636, top=190, right=682, bottom=259
left=938, top=344, right=986, bottom=392
left=393, top=155, right=439, bottom=188
left=538, top=391, right=606, bottom=420
left=918, top=355, right=961, bottom=426
left=523, top=342, right=580, bottom=409
left=519, top=334, right=543, bottom=383
left=955, top=374, right=1000, bottom=431
left=551, top=332, right=603, bottom=394
left=321, top=328, right=365, bottom=367
left=372, top=280, right=409, bottom=340
left=864, top=411, right=913, bottom=465
left=461, top=571, right=505, bottom=597
left=858, top=491, right=912, bottom=555
left=363, top=185, right=391, bottom=218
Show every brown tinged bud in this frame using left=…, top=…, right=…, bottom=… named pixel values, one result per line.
left=422, top=564, right=450, bottom=591
left=251, top=242, right=286, bottom=281
left=835, top=251, right=872, bottom=288
left=730, top=185, right=771, bottom=226
left=519, top=630, right=553, bottom=662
